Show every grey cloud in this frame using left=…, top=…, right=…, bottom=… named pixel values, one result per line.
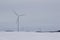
left=0, top=0, right=60, bottom=31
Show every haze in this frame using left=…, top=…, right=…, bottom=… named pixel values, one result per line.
left=0, top=0, right=60, bottom=31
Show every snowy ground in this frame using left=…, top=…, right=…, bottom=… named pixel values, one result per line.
left=0, top=32, right=60, bottom=40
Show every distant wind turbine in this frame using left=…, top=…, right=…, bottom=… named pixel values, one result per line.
left=13, top=10, right=24, bottom=32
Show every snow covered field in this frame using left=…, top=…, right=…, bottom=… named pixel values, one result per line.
left=0, top=32, right=60, bottom=40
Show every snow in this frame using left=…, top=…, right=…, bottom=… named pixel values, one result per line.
left=0, top=32, right=60, bottom=40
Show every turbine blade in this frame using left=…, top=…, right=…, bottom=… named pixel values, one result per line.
left=12, top=10, right=18, bottom=16
left=16, top=18, right=18, bottom=24
left=14, top=12, right=18, bottom=16
left=16, top=17, right=18, bottom=24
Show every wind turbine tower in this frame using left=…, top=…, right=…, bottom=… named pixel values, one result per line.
left=13, top=10, right=24, bottom=32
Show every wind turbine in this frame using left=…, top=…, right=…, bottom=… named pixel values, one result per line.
left=13, top=10, right=24, bottom=32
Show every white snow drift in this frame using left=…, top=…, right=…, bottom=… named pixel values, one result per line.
left=0, top=32, right=60, bottom=40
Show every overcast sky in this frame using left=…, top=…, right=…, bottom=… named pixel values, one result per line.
left=0, top=0, right=60, bottom=31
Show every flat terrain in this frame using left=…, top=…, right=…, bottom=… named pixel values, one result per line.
left=0, top=32, right=60, bottom=40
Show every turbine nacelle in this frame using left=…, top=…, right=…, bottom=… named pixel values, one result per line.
left=13, top=10, right=24, bottom=16
left=18, top=14, right=25, bottom=16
